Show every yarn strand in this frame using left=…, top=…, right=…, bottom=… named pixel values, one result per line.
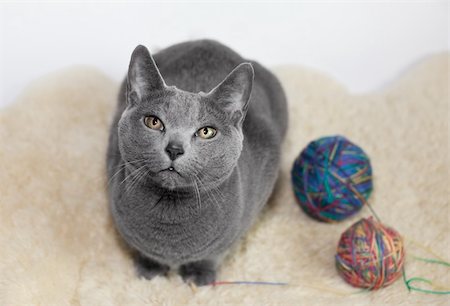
left=401, top=254, right=450, bottom=295
left=212, top=281, right=288, bottom=286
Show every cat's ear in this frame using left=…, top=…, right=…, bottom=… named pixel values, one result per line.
left=127, top=45, right=166, bottom=104
left=207, top=63, right=254, bottom=126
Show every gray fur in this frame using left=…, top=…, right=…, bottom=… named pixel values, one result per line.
left=107, top=40, right=288, bottom=285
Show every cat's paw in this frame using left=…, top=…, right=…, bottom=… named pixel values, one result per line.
left=179, top=260, right=216, bottom=286
left=134, top=254, right=170, bottom=280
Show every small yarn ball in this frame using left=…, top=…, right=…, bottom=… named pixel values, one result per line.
left=335, top=217, right=405, bottom=290
left=291, top=135, right=373, bottom=222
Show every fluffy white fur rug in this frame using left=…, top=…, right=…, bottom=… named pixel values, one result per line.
left=0, top=54, right=448, bottom=306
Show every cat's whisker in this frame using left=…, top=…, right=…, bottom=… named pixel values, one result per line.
left=119, top=164, right=148, bottom=188
left=108, top=158, right=148, bottom=185
left=124, top=168, right=142, bottom=195
left=123, top=168, right=142, bottom=195
left=194, top=170, right=225, bottom=203
left=209, top=188, right=222, bottom=210
left=131, top=168, right=149, bottom=195
left=125, top=165, right=151, bottom=195
left=107, top=164, right=130, bottom=186
left=215, top=186, right=226, bottom=201
left=207, top=179, right=226, bottom=202
left=195, top=172, right=221, bottom=211
left=191, top=176, right=202, bottom=212
left=192, top=174, right=206, bottom=201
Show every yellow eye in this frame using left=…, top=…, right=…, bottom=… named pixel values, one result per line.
left=144, top=116, right=164, bottom=131
left=197, top=126, right=217, bottom=139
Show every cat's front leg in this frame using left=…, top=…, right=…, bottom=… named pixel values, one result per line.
left=134, top=253, right=170, bottom=280
left=179, top=259, right=217, bottom=286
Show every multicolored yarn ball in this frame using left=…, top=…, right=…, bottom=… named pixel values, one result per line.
left=291, top=135, right=373, bottom=222
left=335, top=217, right=405, bottom=290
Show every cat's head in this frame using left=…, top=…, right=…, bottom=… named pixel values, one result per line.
left=118, top=45, right=254, bottom=190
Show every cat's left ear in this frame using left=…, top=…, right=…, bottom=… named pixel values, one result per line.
left=127, top=45, right=166, bottom=105
left=207, top=63, right=254, bottom=126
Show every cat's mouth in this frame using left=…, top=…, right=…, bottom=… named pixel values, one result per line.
left=155, top=166, right=190, bottom=190
left=159, top=166, right=183, bottom=177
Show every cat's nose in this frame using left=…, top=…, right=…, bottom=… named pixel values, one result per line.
left=165, top=142, right=184, bottom=161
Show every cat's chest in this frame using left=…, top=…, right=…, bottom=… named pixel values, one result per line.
left=111, top=188, right=241, bottom=265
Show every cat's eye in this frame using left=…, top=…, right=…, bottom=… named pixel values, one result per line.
left=144, top=116, right=164, bottom=131
left=196, top=126, right=217, bottom=139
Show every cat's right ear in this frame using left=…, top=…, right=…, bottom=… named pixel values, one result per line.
left=127, top=45, right=166, bottom=105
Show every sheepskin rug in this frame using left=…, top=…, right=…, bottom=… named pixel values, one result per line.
left=0, top=54, right=448, bottom=306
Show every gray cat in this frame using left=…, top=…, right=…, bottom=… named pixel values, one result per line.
left=107, top=40, right=288, bottom=286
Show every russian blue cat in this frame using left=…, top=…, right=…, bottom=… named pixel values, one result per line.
left=107, top=40, right=288, bottom=286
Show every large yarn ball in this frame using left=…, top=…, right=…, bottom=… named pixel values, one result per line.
left=291, top=135, right=373, bottom=222
left=335, top=217, right=405, bottom=289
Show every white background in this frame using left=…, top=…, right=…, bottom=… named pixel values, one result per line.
left=0, top=1, right=448, bottom=108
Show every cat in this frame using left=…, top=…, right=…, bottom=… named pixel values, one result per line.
left=107, top=39, right=288, bottom=286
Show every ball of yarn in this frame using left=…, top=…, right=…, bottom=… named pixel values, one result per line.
left=291, top=135, right=373, bottom=222
left=335, top=217, right=405, bottom=289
